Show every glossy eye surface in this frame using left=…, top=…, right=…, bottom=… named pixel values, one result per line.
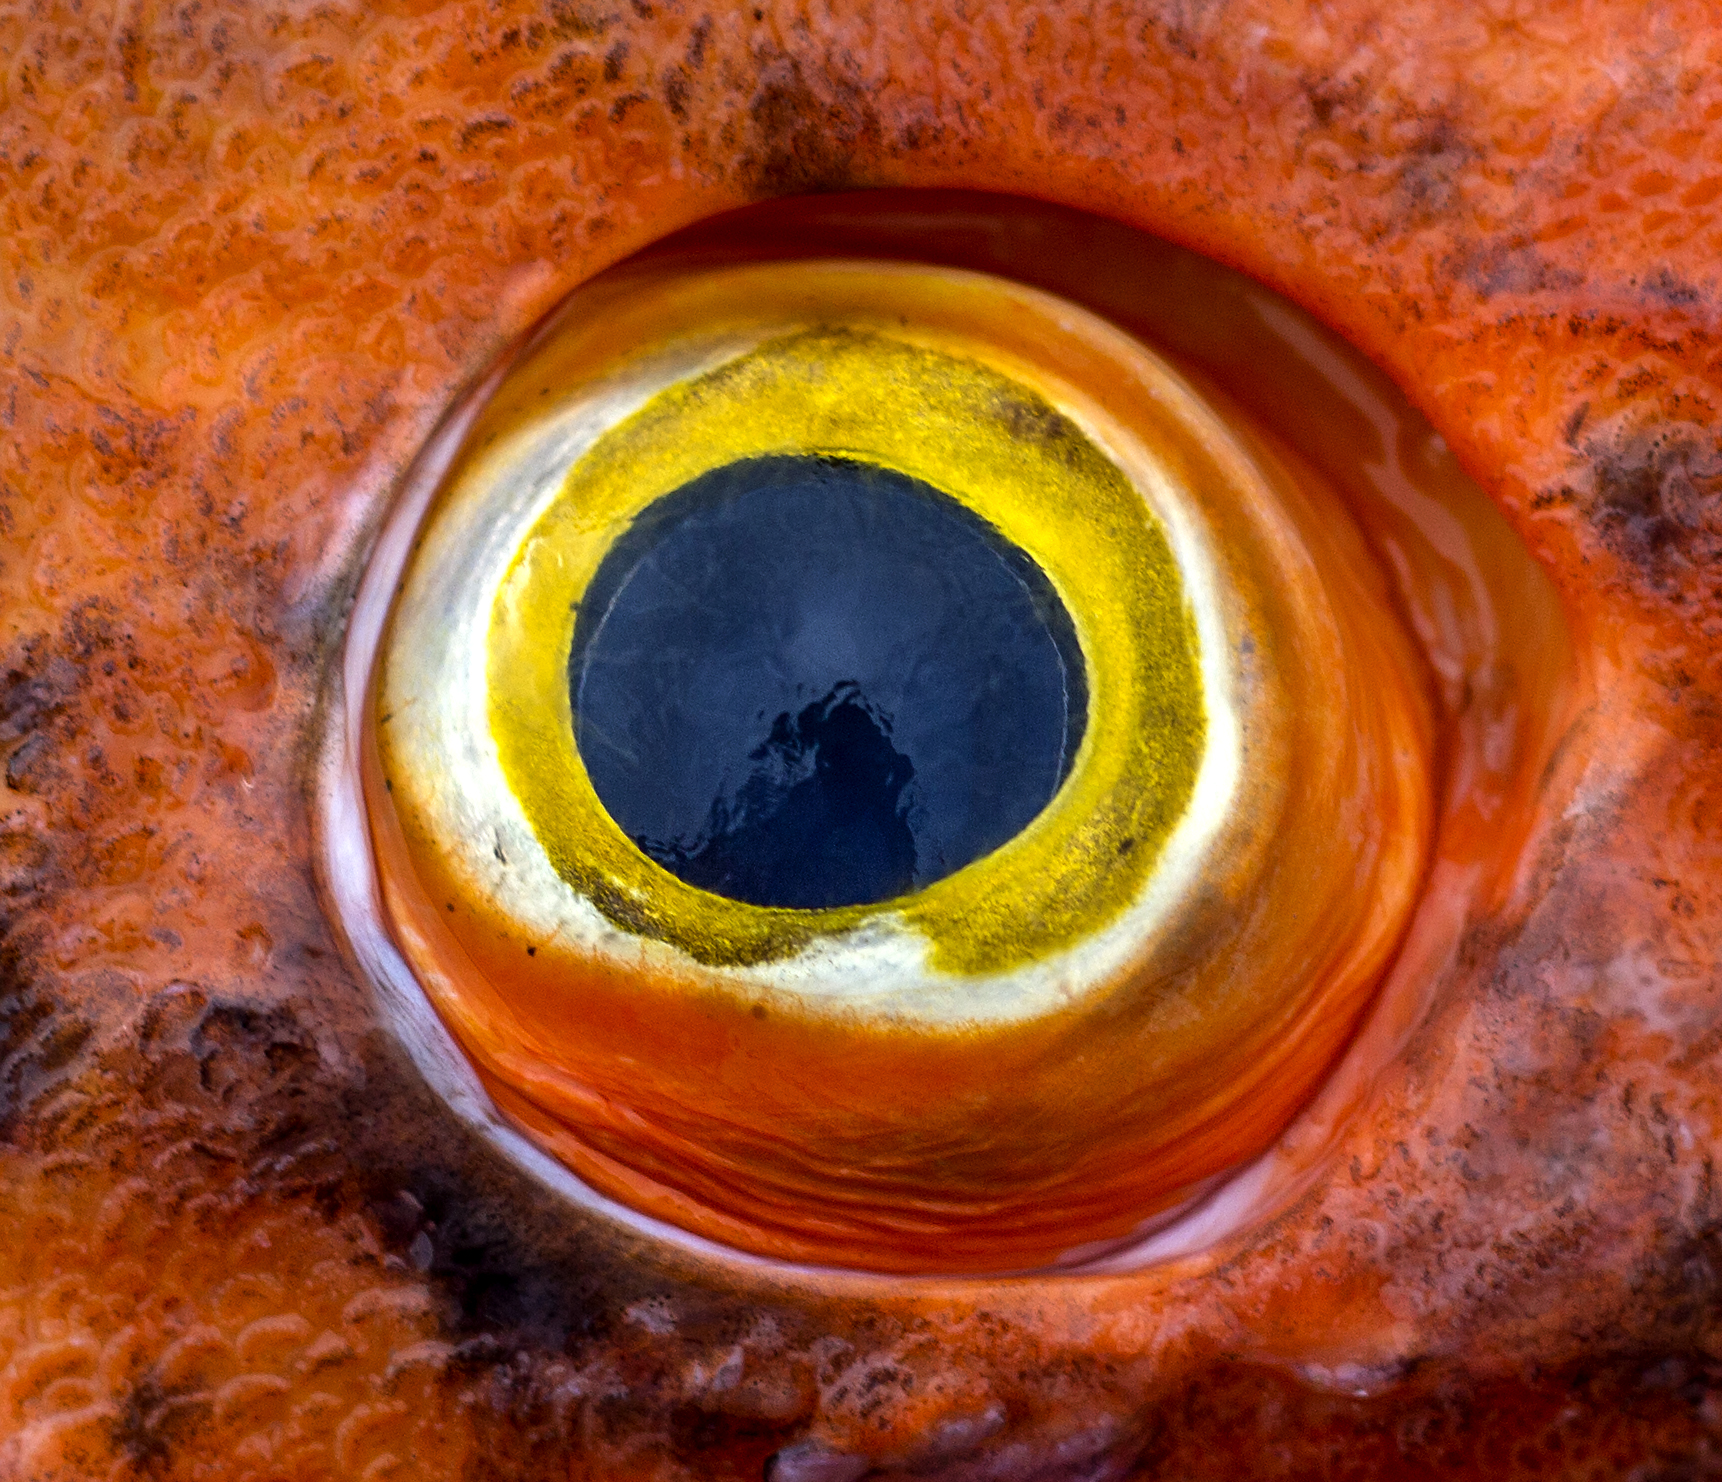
left=346, top=254, right=1441, bottom=1272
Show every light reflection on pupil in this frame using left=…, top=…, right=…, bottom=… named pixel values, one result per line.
left=570, top=454, right=1087, bottom=909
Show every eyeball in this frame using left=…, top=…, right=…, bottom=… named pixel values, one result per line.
left=345, top=256, right=1433, bottom=1273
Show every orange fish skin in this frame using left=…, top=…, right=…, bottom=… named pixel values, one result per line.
left=0, top=3, right=1719, bottom=1479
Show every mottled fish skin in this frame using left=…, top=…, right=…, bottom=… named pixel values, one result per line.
left=1, top=3, right=1720, bottom=1478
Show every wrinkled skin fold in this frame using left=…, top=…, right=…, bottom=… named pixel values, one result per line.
left=1, top=2, right=1720, bottom=1478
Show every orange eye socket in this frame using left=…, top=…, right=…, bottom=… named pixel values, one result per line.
left=324, top=194, right=1575, bottom=1276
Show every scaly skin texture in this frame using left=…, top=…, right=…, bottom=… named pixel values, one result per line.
left=0, top=2, right=1719, bottom=1478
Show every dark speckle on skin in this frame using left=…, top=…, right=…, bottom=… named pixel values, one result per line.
left=0, top=944, right=79, bottom=1144
left=1392, top=115, right=1478, bottom=224
left=744, top=56, right=882, bottom=195
left=1, top=636, right=76, bottom=754
left=1301, top=70, right=1368, bottom=131
left=547, top=2, right=616, bottom=42
left=1580, top=424, right=1722, bottom=585
left=1640, top=268, right=1703, bottom=310
left=458, top=115, right=516, bottom=150
left=4, top=732, right=53, bottom=794
left=1455, top=238, right=1586, bottom=302
left=1142, top=0, right=1220, bottom=63
left=112, top=1377, right=206, bottom=1477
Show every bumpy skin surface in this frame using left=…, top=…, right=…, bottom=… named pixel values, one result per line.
left=1, top=2, right=1719, bottom=1478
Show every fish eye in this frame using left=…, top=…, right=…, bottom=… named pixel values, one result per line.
left=13, top=4, right=1708, bottom=1472
left=323, top=207, right=1567, bottom=1279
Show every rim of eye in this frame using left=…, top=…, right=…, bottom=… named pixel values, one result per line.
left=317, top=194, right=1573, bottom=1278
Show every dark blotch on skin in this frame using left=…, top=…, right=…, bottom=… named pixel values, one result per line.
left=191, top=1003, right=316, bottom=1099
left=0, top=942, right=78, bottom=1145
left=0, top=639, right=77, bottom=1144
left=112, top=1377, right=208, bottom=1477
left=368, top=1167, right=615, bottom=1349
left=1640, top=268, right=1702, bottom=310
left=1583, top=425, right=1722, bottom=584
left=1456, top=238, right=1585, bottom=301
left=743, top=55, right=882, bottom=195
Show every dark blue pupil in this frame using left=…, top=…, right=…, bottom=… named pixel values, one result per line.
left=569, top=455, right=1087, bottom=910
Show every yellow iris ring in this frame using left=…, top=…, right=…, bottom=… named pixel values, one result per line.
left=487, top=326, right=1203, bottom=973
